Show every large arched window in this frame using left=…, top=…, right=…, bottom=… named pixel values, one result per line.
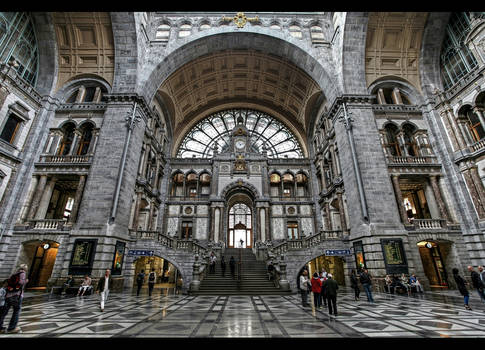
left=0, top=12, right=39, bottom=86
left=176, top=109, right=304, bottom=159
left=440, top=12, right=484, bottom=90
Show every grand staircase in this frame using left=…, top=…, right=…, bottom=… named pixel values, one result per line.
left=191, top=248, right=292, bottom=295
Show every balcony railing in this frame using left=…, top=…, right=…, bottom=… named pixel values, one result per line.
left=39, top=155, right=92, bottom=164
left=269, top=230, right=343, bottom=256
left=470, top=139, right=485, bottom=153
left=28, top=219, right=69, bottom=230
left=410, top=219, right=447, bottom=230
left=386, top=155, right=438, bottom=165
left=129, top=230, right=206, bottom=255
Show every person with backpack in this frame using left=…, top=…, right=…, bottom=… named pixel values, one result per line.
left=148, top=269, right=156, bottom=297
left=0, top=264, right=28, bottom=334
left=136, top=269, right=145, bottom=296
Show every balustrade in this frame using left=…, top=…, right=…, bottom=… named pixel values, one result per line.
left=39, top=155, right=92, bottom=164
left=28, top=219, right=68, bottom=230
left=386, top=155, right=438, bottom=165
left=411, top=219, right=446, bottom=230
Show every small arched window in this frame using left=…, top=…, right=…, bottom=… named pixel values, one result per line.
left=156, top=24, right=170, bottom=41
left=178, top=23, right=192, bottom=38
left=464, top=107, right=485, bottom=142
left=200, top=22, right=211, bottom=31
left=384, top=124, right=401, bottom=156
left=57, top=123, right=76, bottom=156
left=289, top=25, right=302, bottom=39
left=402, top=124, right=418, bottom=156
left=77, top=123, right=94, bottom=155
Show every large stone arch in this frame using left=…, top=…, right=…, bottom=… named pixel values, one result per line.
left=31, top=12, right=59, bottom=96
left=139, top=28, right=341, bottom=113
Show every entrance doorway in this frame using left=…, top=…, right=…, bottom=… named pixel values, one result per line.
left=133, top=256, right=181, bottom=293
left=228, top=203, right=252, bottom=248
left=24, top=241, right=60, bottom=289
left=417, top=240, right=449, bottom=288
left=307, top=255, right=345, bottom=286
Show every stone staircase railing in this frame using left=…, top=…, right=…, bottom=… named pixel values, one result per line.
left=128, top=230, right=208, bottom=256
left=263, top=230, right=343, bottom=256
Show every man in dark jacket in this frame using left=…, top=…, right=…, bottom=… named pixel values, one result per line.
left=359, top=269, right=374, bottom=303
left=96, top=269, right=114, bottom=312
left=322, top=273, right=339, bottom=316
left=136, top=269, right=145, bottom=296
left=468, top=265, right=485, bottom=302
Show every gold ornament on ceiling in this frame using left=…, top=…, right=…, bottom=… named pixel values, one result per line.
left=222, top=12, right=259, bottom=28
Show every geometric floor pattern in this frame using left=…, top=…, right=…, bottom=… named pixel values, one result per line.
left=2, top=289, right=485, bottom=338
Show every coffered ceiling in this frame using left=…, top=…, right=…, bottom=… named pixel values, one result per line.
left=365, top=12, right=429, bottom=91
left=157, top=50, right=322, bottom=139
left=51, top=12, right=115, bottom=92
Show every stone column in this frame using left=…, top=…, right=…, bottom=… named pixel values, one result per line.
left=391, top=87, right=403, bottom=105
left=87, top=130, right=99, bottom=155
left=27, top=175, right=48, bottom=219
left=462, top=169, right=485, bottom=218
left=429, top=175, right=450, bottom=221
left=259, top=207, right=266, bottom=242
left=458, top=119, right=473, bottom=146
left=440, top=110, right=459, bottom=151
left=336, top=190, right=348, bottom=231
left=324, top=200, right=332, bottom=230
left=69, top=175, right=86, bottom=223
left=377, top=88, right=386, bottom=104
left=469, top=166, right=485, bottom=210
left=35, top=176, right=56, bottom=219
left=68, top=131, right=81, bottom=156
left=132, top=191, right=143, bottom=230
left=262, top=163, right=269, bottom=197
left=473, top=107, right=485, bottom=131
left=391, top=174, right=409, bottom=224
left=445, top=107, right=467, bottom=150
left=19, top=176, right=39, bottom=222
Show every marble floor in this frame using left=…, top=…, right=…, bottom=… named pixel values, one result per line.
left=1, top=288, right=485, bottom=338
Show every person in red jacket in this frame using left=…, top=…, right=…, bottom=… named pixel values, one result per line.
left=311, top=272, right=323, bottom=309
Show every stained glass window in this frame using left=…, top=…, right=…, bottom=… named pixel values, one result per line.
left=176, top=109, right=304, bottom=159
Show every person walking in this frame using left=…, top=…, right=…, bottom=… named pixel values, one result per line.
left=359, top=269, right=374, bottom=303
left=323, top=273, right=339, bottom=316
left=136, top=269, right=145, bottom=296
left=229, top=256, right=236, bottom=279
left=299, top=270, right=310, bottom=307
left=311, top=272, right=322, bottom=309
left=0, top=264, right=29, bottom=334
left=350, top=269, right=360, bottom=300
left=209, top=252, right=217, bottom=274
left=148, top=268, right=156, bottom=297
left=221, top=256, right=226, bottom=277
left=96, top=269, right=113, bottom=312
left=453, top=268, right=472, bottom=310
left=468, top=266, right=485, bottom=303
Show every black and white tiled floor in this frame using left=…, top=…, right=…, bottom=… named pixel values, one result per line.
left=2, top=289, right=485, bottom=338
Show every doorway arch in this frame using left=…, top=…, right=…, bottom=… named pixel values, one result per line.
left=417, top=240, right=451, bottom=288
left=22, top=240, right=60, bottom=289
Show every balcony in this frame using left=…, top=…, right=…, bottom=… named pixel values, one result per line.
left=39, top=155, right=92, bottom=164
left=386, top=155, right=439, bottom=165
left=405, top=219, right=460, bottom=231
left=13, top=219, right=72, bottom=232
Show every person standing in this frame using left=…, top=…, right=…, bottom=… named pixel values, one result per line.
left=229, top=256, right=236, bottom=279
left=453, top=268, right=472, bottom=310
left=311, top=272, right=322, bottom=309
left=319, top=272, right=327, bottom=307
left=299, top=270, right=310, bottom=307
left=221, top=256, right=226, bottom=277
left=176, top=276, right=183, bottom=295
left=136, top=269, right=145, bottom=296
left=96, top=269, right=113, bottom=312
left=350, top=269, right=360, bottom=300
left=478, top=266, right=485, bottom=284
left=0, top=264, right=29, bottom=334
left=359, top=269, right=374, bottom=303
left=148, top=269, right=156, bottom=297
left=323, top=273, right=339, bottom=316
left=468, top=265, right=485, bottom=303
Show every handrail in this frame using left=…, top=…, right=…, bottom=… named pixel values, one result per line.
left=128, top=229, right=208, bottom=255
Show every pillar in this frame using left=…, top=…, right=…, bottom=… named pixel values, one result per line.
left=19, top=176, right=38, bottom=222
left=391, top=174, right=409, bottom=224
left=336, top=191, right=348, bottom=231
left=429, top=175, right=450, bottom=221
left=462, top=169, right=485, bottom=218
left=473, top=107, right=485, bottom=131
left=445, top=107, right=467, bottom=150
left=132, top=191, right=143, bottom=230
left=35, top=176, right=56, bottom=219
left=27, top=175, right=48, bottom=219
left=260, top=208, right=266, bottom=242
left=324, top=200, right=332, bottom=230
left=69, top=175, right=86, bottom=223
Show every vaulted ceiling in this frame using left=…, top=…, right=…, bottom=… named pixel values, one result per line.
left=157, top=50, right=322, bottom=141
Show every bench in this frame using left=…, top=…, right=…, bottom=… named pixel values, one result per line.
left=50, top=285, right=93, bottom=296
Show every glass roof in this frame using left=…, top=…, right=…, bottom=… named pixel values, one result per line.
left=176, top=109, right=304, bottom=159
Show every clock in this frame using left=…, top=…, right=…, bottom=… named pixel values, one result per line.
left=235, top=139, right=246, bottom=150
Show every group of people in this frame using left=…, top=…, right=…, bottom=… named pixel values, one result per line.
left=453, top=265, right=485, bottom=310
left=299, top=268, right=339, bottom=315
left=384, top=273, right=424, bottom=295
left=209, top=252, right=237, bottom=278
left=135, top=269, right=184, bottom=296
left=0, top=265, right=114, bottom=334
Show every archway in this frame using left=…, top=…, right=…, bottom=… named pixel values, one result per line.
left=132, top=255, right=182, bottom=294
left=22, top=240, right=60, bottom=289
left=417, top=240, right=450, bottom=289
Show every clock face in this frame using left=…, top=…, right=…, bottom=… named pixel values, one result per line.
left=235, top=139, right=246, bottom=150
